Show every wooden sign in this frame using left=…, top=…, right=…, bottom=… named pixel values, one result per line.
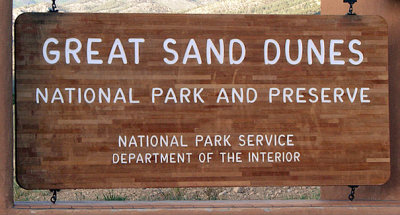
left=15, top=13, right=390, bottom=189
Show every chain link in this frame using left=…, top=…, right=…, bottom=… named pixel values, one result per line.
left=348, top=4, right=354, bottom=15
left=50, top=189, right=60, bottom=204
left=348, top=185, right=358, bottom=201
left=49, top=0, right=58, bottom=12
left=344, top=0, right=357, bottom=15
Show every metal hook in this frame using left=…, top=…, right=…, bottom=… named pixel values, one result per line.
left=49, top=0, right=58, bottom=12
left=50, top=189, right=60, bottom=204
left=343, top=0, right=357, bottom=15
left=348, top=185, right=358, bottom=201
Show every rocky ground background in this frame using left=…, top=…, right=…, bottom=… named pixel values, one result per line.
left=15, top=183, right=320, bottom=201
left=13, top=0, right=321, bottom=201
left=13, top=0, right=320, bottom=19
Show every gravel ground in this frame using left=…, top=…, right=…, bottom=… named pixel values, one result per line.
left=14, top=181, right=320, bottom=201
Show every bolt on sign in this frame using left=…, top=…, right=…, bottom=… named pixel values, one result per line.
left=15, top=13, right=390, bottom=189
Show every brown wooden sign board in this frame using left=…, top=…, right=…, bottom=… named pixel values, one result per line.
left=15, top=13, right=389, bottom=189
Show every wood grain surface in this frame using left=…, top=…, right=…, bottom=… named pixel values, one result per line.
left=15, top=13, right=390, bottom=189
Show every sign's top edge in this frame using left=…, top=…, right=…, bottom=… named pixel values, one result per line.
left=16, top=12, right=386, bottom=17
left=15, top=12, right=387, bottom=28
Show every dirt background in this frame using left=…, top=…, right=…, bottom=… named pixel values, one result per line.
left=14, top=182, right=320, bottom=201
